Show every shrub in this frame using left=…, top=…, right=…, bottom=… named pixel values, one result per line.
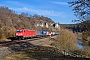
left=54, top=29, right=78, bottom=51
left=74, top=48, right=90, bottom=57
left=0, top=28, right=16, bottom=40
left=82, top=31, right=90, bottom=41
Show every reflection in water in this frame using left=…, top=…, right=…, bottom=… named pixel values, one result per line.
left=78, top=39, right=84, bottom=49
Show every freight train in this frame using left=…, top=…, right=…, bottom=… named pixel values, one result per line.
left=15, top=28, right=58, bottom=40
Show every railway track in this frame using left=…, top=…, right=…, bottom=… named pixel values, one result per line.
left=0, top=36, right=52, bottom=47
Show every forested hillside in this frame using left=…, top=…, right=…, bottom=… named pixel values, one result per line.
left=0, top=6, right=54, bottom=39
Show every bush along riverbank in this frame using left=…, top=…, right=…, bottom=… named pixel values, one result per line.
left=54, top=29, right=78, bottom=51
left=53, top=29, right=90, bottom=58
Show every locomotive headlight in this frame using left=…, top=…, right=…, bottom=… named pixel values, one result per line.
left=20, top=33, right=22, bottom=35
left=16, top=33, right=18, bottom=35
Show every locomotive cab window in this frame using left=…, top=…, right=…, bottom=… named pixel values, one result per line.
left=17, top=30, right=23, bottom=32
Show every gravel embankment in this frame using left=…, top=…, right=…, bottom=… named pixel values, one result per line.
left=0, top=36, right=57, bottom=59
left=0, top=47, right=13, bottom=59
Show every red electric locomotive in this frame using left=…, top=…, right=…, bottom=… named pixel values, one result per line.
left=16, top=28, right=36, bottom=40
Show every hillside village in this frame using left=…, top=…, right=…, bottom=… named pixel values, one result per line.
left=34, top=21, right=60, bottom=30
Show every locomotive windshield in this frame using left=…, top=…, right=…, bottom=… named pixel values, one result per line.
left=16, top=30, right=23, bottom=32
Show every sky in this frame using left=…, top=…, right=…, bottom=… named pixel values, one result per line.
left=0, top=0, right=77, bottom=24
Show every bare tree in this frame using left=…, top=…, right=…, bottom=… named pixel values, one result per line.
left=21, top=12, right=28, bottom=17
left=68, top=0, right=90, bottom=22
left=0, top=6, right=15, bottom=14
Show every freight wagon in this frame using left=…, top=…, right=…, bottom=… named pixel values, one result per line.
left=36, top=30, right=47, bottom=37
left=41, top=30, right=47, bottom=36
left=36, top=30, right=42, bottom=37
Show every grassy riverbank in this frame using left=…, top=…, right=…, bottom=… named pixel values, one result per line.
left=53, top=29, right=90, bottom=57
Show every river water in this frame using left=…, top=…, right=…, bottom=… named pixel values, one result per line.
left=77, top=38, right=90, bottom=52
left=78, top=39, right=84, bottom=49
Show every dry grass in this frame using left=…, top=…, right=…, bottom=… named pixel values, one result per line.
left=82, top=31, right=90, bottom=41
left=1, top=52, right=36, bottom=60
left=54, top=29, right=90, bottom=57
left=54, top=29, right=78, bottom=51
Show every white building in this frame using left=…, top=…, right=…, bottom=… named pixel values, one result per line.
left=34, top=22, right=49, bottom=28
left=54, top=23, right=60, bottom=30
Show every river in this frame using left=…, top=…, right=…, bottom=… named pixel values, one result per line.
left=78, top=39, right=84, bottom=49
left=78, top=38, right=90, bottom=51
